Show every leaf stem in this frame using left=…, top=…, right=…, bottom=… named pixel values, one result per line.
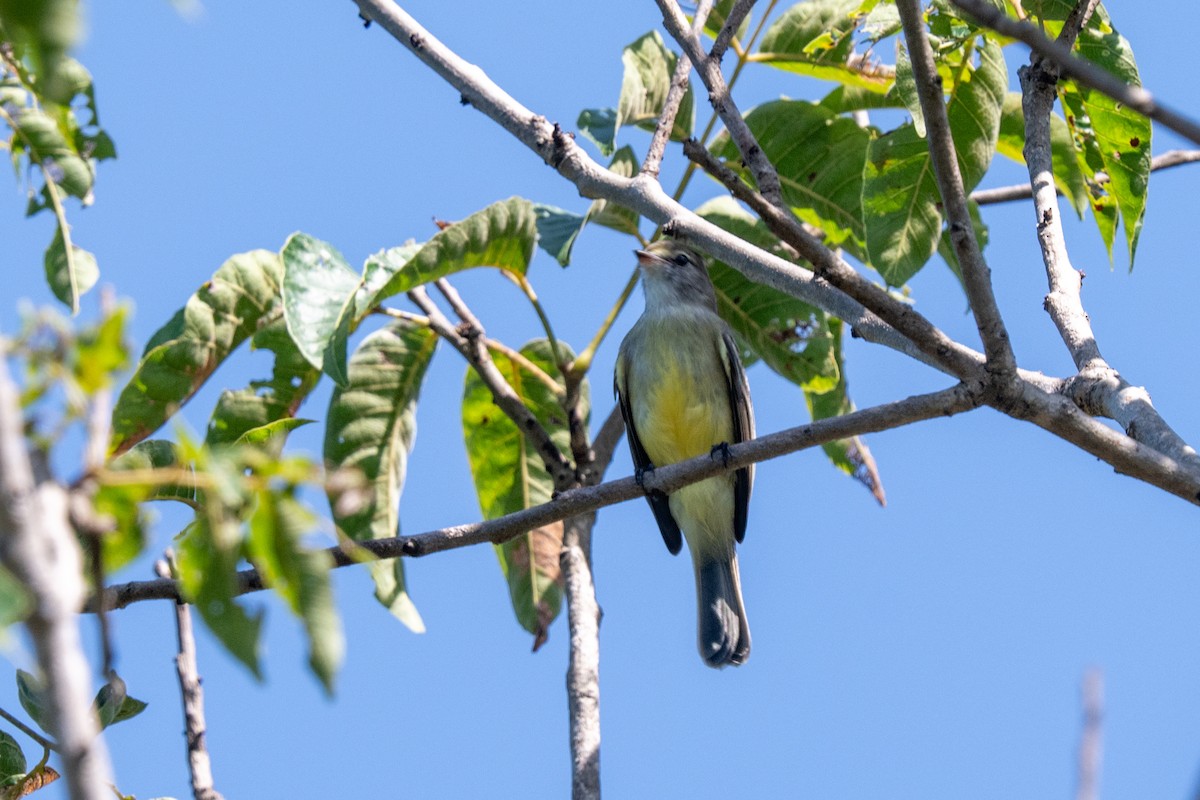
left=0, top=705, right=58, bottom=753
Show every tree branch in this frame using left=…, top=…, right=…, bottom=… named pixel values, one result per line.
left=1016, top=3, right=1200, bottom=471
left=92, top=384, right=982, bottom=611
left=562, top=513, right=601, bottom=800
left=897, top=0, right=1016, bottom=376
left=408, top=284, right=576, bottom=491
left=709, top=0, right=757, bottom=64
left=156, top=557, right=224, bottom=800
left=0, top=356, right=111, bottom=799
left=950, top=0, right=1200, bottom=147
left=642, top=0, right=712, bottom=178
left=971, top=150, right=1200, bottom=204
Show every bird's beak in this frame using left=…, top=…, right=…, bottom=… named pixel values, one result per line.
left=635, top=249, right=668, bottom=270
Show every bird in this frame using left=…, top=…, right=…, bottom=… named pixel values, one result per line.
left=614, top=237, right=754, bottom=668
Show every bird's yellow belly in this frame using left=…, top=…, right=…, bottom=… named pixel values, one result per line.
left=633, top=359, right=733, bottom=468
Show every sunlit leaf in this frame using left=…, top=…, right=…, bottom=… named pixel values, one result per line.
left=862, top=36, right=1005, bottom=285
left=42, top=225, right=97, bottom=314
left=462, top=340, right=585, bottom=646
left=711, top=100, right=871, bottom=256
left=247, top=490, right=343, bottom=694
left=616, top=31, right=694, bottom=145
left=280, top=233, right=358, bottom=387
left=366, top=197, right=537, bottom=305
left=996, top=92, right=1088, bottom=216
left=109, top=250, right=283, bottom=455
left=325, top=320, right=437, bottom=633
left=754, top=0, right=892, bottom=92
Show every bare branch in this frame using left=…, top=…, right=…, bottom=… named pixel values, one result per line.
left=408, top=284, right=576, bottom=491
left=709, top=0, right=757, bottom=63
left=562, top=513, right=601, bottom=800
left=0, top=356, right=111, bottom=799
left=972, top=150, right=1200, bottom=206
left=950, top=0, right=1200, bottom=147
left=897, top=0, right=1016, bottom=376
left=156, top=557, right=224, bottom=800
left=642, top=0, right=712, bottom=178
left=1017, top=9, right=1200, bottom=471
left=92, top=384, right=983, bottom=612
left=655, top=0, right=784, bottom=208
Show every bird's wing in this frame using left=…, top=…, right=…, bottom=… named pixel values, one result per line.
left=721, top=330, right=754, bottom=544
left=615, top=350, right=684, bottom=555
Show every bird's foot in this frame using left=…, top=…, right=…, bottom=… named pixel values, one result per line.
left=709, top=442, right=732, bottom=468
left=634, top=464, right=656, bottom=493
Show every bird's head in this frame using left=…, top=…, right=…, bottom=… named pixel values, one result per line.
left=634, top=239, right=718, bottom=311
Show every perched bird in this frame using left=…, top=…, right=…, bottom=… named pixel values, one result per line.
left=614, top=238, right=754, bottom=668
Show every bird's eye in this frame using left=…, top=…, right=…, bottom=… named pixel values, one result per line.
left=673, top=254, right=690, bottom=266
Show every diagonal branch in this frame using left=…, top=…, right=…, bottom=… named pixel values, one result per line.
left=950, top=0, right=1200, bottom=147
left=642, top=0, right=712, bottom=178
left=897, top=0, right=1016, bottom=377
left=92, top=383, right=984, bottom=611
left=408, top=284, right=577, bottom=491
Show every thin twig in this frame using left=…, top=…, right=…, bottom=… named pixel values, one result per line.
left=562, top=513, right=601, bottom=800
left=709, top=0, right=757, bottom=63
left=642, top=0, right=712, bottom=178
left=0, top=706, right=57, bottom=753
left=656, top=0, right=784, bottom=208
left=897, top=0, right=1016, bottom=377
left=156, top=556, right=224, bottom=800
left=950, top=0, right=1200, bottom=147
left=0, top=355, right=111, bottom=799
left=409, top=285, right=576, bottom=491
left=971, top=149, right=1200, bottom=204
left=90, top=384, right=984, bottom=612
left=1075, top=669, right=1103, bottom=800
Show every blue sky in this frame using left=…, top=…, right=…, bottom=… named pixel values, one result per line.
left=4, top=1, right=1200, bottom=798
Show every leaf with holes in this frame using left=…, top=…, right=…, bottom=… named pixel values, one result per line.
left=325, top=320, right=438, bottom=633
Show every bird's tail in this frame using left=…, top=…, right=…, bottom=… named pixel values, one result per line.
left=695, top=551, right=750, bottom=668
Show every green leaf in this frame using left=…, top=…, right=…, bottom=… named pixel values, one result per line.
left=280, top=233, right=359, bottom=387
left=0, top=566, right=29, bottom=631
left=15, top=671, right=49, bottom=734
left=804, top=318, right=885, bottom=504
left=577, top=107, right=617, bottom=156
left=205, top=316, right=321, bottom=452
left=1070, top=29, right=1151, bottom=264
left=8, top=105, right=94, bottom=204
left=367, top=197, right=538, bottom=306
left=531, top=203, right=587, bottom=267
left=0, top=731, right=26, bottom=782
left=176, top=517, right=263, bottom=679
left=107, top=439, right=196, bottom=506
left=862, top=36, right=1006, bottom=285
left=694, top=196, right=839, bottom=392
left=754, top=0, right=892, bottom=92
left=43, top=224, right=97, bottom=314
left=996, top=92, right=1088, bottom=216
left=110, top=250, right=283, bottom=456
left=819, top=83, right=904, bottom=114
left=93, top=674, right=147, bottom=729
left=247, top=490, right=343, bottom=694
left=325, top=320, right=437, bottom=633
left=712, top=100, right=871, bottom=255
left=585, top=145, right=642, bottom=238
left=462, top=340, right=585, bottom=647
left=894, top=41, right=924, bottom=137
left=355, top=242, right=421, bottom=319
left=616, top=31, right=694, bottom=145
left=73, top=303, right=129, bottom=393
